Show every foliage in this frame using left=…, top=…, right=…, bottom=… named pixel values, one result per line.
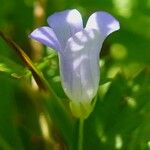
left=0, top=0, right=150, bottom=150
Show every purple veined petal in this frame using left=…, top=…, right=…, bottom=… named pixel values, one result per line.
left=29, top=26, right=61, bottom=52
left=59, top=29, right=102, bottom=103
left=86, top=11, right=120, bottom=38
left=47, top=9, right=83, bottom=50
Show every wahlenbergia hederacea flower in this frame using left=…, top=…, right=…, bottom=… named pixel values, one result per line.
left=29, top=9, right=120, bottom=118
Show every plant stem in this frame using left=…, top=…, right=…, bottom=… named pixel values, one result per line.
left=78, top=118, right=84, bottom=150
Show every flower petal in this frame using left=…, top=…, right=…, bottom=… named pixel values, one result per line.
left=59, top=29, right=102, bottom=103
left=29, top=26, right=61, bottom=52
left=47, top=9, right=83, bottom=50
left=86, top=11, right=120, bottom=38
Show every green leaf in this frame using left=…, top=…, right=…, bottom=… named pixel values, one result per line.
left=0, top=73, right=24, bottom=150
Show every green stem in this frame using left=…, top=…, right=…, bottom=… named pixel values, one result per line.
left=78, top=118, right=84, bottom=150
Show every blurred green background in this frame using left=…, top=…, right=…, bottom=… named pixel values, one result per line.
left=0, top=0, right=150, bottom=150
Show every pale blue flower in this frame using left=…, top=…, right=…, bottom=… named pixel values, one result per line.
left=29, top=9, right=120, bottom=104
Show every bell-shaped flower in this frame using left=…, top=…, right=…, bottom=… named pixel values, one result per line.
left=29, top=9, right=120, bottom=107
